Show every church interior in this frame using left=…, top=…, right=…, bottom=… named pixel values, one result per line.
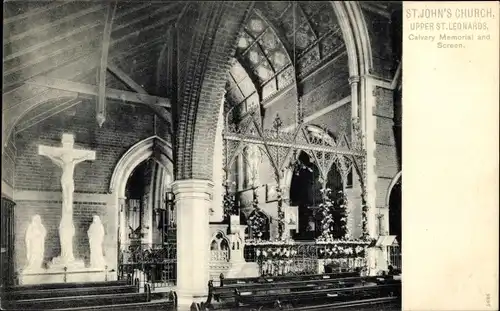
left=1, top=1, right=403, bottom=310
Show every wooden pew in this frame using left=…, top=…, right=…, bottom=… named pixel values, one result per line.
left=51, top=300, right=177, bottom=311
left=2, top=281, right=179, bottom=311
left=234, top=282, right=400, bottom=307
left=211, top=273, right=367, bottom=304
left=3, top=280, right=130, bottom=292
left=201, top=275, right=400, bottom=311
left=2, top=284, right=138, bottom=300
left=2, top=292, right=150, bottom=310
left=287, top=297, right=401, bottom=311
left=220, top=271, right=359, bottom=286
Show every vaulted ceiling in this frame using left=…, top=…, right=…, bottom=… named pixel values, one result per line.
left=223, top=1, right=402, bottom=110
left=225, top=1, right=346, bottom=110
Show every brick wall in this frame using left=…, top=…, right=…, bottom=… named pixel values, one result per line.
left=10, top=98, right=164, bottom=272
left=260, top=53, right=351, bottom=132
left=14, top=199, right=113, bottom=270
left=175, top=2, right=252, bottom=180
left=14, top=100, right=159, bottom=193
left=299, top=53, right=350, bottom=117
left=306, top=103, right=352, bottom=139
left=372, top=87, right=399, bottom=211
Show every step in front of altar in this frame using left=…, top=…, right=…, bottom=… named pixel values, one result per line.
left=19, top=267, right=112, bottom=285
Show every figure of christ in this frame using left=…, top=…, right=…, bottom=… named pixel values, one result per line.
left=38, top=134, right=96, bottom=265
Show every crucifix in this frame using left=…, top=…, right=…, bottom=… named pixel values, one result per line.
left=38, top=134, right=96, bottom=265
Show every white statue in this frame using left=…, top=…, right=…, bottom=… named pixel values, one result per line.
left=25, top=215, right=46, bottom=271
left=38, top=134, right=96, bottom=265
left=87, top=215, right=106, bottom=268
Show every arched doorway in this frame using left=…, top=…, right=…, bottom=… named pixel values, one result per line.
left=289, top=151, right=344, bottom=241
left=388, top=176, right=402, bottom=246
left=109, top=136, right=175, bottom=288
left=386, top=172, right=402, bottom=271
left=289, top=152, right=320, bottom=240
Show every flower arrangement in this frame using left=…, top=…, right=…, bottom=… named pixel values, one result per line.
left=276, top=186, right=285, bottom=240
left=317, top=188, right=335, bottom=242
left=252, top=186, right=259, bottom=209
left=222, top=181, right=237, bottom=220
left=246, top=237, right=296, bottom=246
left=248, top=211, right=267, bottom=239
left=317, top=244, right=366, bottom=259
left=358, top=158, right=370, bottom=240
left=335, top=190, right=350, bottom=240
left=244, top=239, right=370, bottom=277
left=317, top=188, right=350, bottom=242
left=360, top=202, right=369, bottom=240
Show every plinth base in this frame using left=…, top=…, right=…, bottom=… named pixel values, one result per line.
left=49, top=257, right=86, bottom=271
left=19, top=259, right=109, bottom=285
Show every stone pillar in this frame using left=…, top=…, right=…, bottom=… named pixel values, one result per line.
left=172, top=179, right=213, bottom=307
left=118, top=197, right=127, bottom=248
left=349, top=75, right=360, bottom=142
left=363, top=77, right=378, bottom=239
left=211, top=98, right=225, bottom=222
left=363, top=76, right=382, bottom=275
left=104, top=194, right=118, bottom=280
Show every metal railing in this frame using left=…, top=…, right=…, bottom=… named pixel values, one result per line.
left=243, top=241, right=369, bottom=277
left=118, top=243, right=176, bottom=290
left=388, top=245, right=401, bottom=270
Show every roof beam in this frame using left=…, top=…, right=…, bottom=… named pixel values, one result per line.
left=107, top=62, right=148, bottom=94
left=107, top=61, right=173, bottom=126
left=3, top=1, right=67, bottom=25
left=25, top=76, right=171, bottom=108
left=4, top=5, right=104, bottom=45
left=15, top=99, right=82, bottom=134
left=97, top=1, right=117, bottom=127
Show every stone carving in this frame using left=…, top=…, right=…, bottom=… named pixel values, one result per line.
left=38, top=134, right=96, bottom=266
left=24, top=215, right=46, bottom=272
left=88, top=215, right=106, bottom=269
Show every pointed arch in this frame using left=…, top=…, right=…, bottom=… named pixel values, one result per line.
left=280, top=124, right=351, bottom=194
left=109, top=135, right=173, bottom=198
left=210, top=230, right=230, bottom=249
left=331, top=2, right=373, bottom=76
left=385, top=171, right=402, bottom=207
